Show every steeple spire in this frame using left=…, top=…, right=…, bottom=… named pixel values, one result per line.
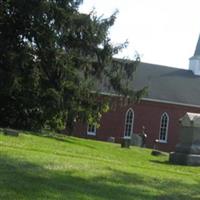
left=189, top=34, right=200, bottom=75
left=194, top=35, right=200, bottom=56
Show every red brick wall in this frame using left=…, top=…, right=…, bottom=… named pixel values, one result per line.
left=73, top=98, right=200, bottom=152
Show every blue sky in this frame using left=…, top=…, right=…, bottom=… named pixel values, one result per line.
left=80, top=0, right=200, bottom=69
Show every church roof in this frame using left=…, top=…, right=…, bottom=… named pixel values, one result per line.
left=133, top=62, right=200, bottom=106
left=99, top=61, right=200, bottom=107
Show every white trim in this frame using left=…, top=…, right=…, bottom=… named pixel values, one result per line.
left=140, top=98, right=200, bottom=108
left=96, top=91, right=200, bottom=109
left=93, top=91, right=120, bottom=97
left=159, top=112, right=169, bottom=143
left=123, top=108, right=134, bottom=138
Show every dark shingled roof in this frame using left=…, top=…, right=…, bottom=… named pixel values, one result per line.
left=133, top=62, right=200, bottom=106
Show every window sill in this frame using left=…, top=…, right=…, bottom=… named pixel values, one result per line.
left=123, top=136, right=131, bottom=139
left=157, top=140, right=167, bottom=144
left=87, top=132, right=96, bottom=136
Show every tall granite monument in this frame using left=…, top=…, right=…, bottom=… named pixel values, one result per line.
left=169, top=112, right=200, bottom=165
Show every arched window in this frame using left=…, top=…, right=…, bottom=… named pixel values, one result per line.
left=124, top=108, right=134, bottom=138
left=87, top=124, right=96, bottom=136
left=159, top=112, right=169, bottom=142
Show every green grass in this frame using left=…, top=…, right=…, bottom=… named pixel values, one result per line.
left=0, top=131, right=200, bottom=200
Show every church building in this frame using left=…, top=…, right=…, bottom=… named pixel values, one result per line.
left=73, top=36, right=200, bottom=152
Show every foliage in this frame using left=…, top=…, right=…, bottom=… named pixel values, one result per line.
left=1, top=132, right=200, bottom=200
left=0, top=0, right=146, bottom=131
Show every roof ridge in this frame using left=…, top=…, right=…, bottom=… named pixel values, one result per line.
left=140, top=62, right=189, bottom=71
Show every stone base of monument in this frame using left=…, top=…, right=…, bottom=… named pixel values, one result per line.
left=169, top=152, right=200, bottom=166
left=169, top=112, right=200, bottom=166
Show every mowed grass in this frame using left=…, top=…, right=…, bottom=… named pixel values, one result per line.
left=0, top=132, right=200, bottom=200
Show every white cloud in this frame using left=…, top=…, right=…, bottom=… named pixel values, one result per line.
left=80, top=0, right=200, bottom=69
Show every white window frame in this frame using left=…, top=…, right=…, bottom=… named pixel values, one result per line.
left=87, top=124, right=96, bottom=136
left=124, top=108, right=134, bottom=139
left=159, top=112, right=169, bottom=143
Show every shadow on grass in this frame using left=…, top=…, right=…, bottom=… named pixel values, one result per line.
left=150, top=160, right=172, bottom=165
left=24, top=131, right=96, bottom=149
left=0, top=154, right=200, bottom=200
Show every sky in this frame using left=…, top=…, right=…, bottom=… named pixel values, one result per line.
left=79, top=0, right=200, bottom=69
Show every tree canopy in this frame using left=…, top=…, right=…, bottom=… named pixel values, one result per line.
left=0, top=0, right=146, bottom=132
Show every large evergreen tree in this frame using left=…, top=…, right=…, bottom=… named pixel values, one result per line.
left=0, top=0, right=146, bottom=131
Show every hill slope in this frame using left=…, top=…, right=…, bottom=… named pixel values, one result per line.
left=0, top=132, right=200, bottom=200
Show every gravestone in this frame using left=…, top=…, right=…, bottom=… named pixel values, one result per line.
left=4, top=128, right=19, bottom=136
left=131, top=134, right=142, bottom=147
left=0, top=128, right=3, bottom=133
left=107, top=136, right=115, bottom=143
left=169, top=112, right=200, bottom=165
left=121, top=137, right=131, bottom=148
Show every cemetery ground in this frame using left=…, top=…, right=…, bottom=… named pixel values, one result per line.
left=0, top=131, right=200, bottom=200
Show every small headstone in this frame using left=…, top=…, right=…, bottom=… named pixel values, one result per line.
left=121, top=137, right=131, bottom=148
left=4, top=128, right=19, bottom=136
left=169, top=112, right=200, bottom=165
left=107, top=137, right=115, bottom=143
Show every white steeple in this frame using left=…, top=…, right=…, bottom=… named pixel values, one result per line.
left=189, top=35, right=200, bottom=75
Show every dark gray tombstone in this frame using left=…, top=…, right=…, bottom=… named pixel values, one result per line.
left=4, top=128, right=19, bottom=136
left=121, top=137, right=131, bottom=148
left=169, top=112, right=200, bottom=165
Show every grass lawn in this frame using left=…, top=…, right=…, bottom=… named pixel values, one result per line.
left=0, top=131, right=200, bottom=200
